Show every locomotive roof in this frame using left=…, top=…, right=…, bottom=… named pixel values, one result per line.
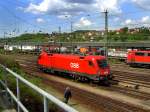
left=55, top=53, right=105, bottom=58
left=129, top=50, right=150, bottom=53
left=44, top=52, right=106, bottom=60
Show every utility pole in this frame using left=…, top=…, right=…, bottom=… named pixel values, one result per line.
left=4, top=32, right=6, bottom=39
left=4, top=32, right=7, bottom=45
left=58, top=26, right=61, bottom=53
left=103, top=10, right=108, bottom=59
left=71, top=21, right=73, bottom=33
left=65, top=15, right=74, bottom=53
left=58, top=26, right=61, bottom=34
left=70, top=21, right=73, bottom=53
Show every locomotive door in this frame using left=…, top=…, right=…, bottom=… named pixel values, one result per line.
left=131, top=56, right=135, bottom=63
left=145, top=53, right=150, bottom=64
left=130, top=52, right=135, bottom=63
left=47, top=54, right=54, bottom=69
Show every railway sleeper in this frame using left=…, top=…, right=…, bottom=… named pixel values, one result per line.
left=119, top=82, right=141, bottom=90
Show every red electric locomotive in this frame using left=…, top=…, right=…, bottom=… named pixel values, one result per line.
left=127, top=50, right=150, bottom=67
left=37, top=51, right=112, bottom=82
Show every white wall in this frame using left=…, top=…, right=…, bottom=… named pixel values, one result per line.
left=4, top=45, right=37, bottom=51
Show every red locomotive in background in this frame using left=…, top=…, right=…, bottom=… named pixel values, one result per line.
left=37, top=51, right=113, bottom=82
left=127, top=50, right=150, bottom=67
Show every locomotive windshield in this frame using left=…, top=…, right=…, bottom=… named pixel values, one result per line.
left=97, top=60, right=108, bottom=68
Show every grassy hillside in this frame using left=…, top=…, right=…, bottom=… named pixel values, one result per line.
left=10, top=33, right=49, bottom=43
left=0, top=33, right=50, bottom=43
left=0, top=28, right=150, bottom=43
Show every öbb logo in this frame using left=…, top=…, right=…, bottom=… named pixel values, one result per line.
left=70, top=62, right=79, bottom=68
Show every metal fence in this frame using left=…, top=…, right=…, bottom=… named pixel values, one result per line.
left=0, top=64, right=78, bottom=112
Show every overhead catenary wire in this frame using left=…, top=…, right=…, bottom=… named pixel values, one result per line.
left=0, top=1, right=48, bottom=33
left=0, top=0, right=150, bottom=35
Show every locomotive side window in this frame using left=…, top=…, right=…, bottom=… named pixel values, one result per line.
left=148, top=53, right=150, bottom=56
left=97, top=60, right=108, bottom=68
left=135, top=52, right=145, bottom=56
left=88, top=61, right=94, bottom=66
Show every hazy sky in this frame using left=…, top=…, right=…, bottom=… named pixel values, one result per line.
left=0, top=0, right=150, bottom=37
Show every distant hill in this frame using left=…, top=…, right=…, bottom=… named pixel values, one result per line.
left=0, top=28, right=150, bottom=43
left=0, top=33, right=50, bottom=43
left=0, top=30, right=103, bottom=43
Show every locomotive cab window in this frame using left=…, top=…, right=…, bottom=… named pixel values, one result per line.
left=148, top=53, right=150, bottom=56
left=135, top=52, right=145, bottom=56
left=88, top=61, right=94, bottom=66
left=97, top=60, right=108, bottom=68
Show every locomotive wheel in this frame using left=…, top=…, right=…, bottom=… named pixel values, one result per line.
left=98, top=79, right=110, bottom=86
left=104, top=80, right=110, bottom=86
left=81, top=76, right=86, bottom=82
left=71, top=74, right=76, bottom=80
left=130, top=63, right=137, bottom=67
left=71, top=74, right=78, bottom=81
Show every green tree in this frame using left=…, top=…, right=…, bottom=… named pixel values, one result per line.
left=121, top=27, right=128, bottom=34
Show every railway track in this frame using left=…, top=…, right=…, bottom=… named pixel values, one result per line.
left=21, top=67, right=149, bottom=112
left=3, top=54, right=149, bottom=112
left=112, top=70, right=150, bottom=94
left=21, top=64, right=150, bottom=100
left=16, top=58, right=150, bottom=98
left=15, top=61, right=150, bottom=112
left=17, top=58, right=150, bottom=91
left=112, top=70, right=150, bottom=82
left=111, top=63, right=150, bottom=76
